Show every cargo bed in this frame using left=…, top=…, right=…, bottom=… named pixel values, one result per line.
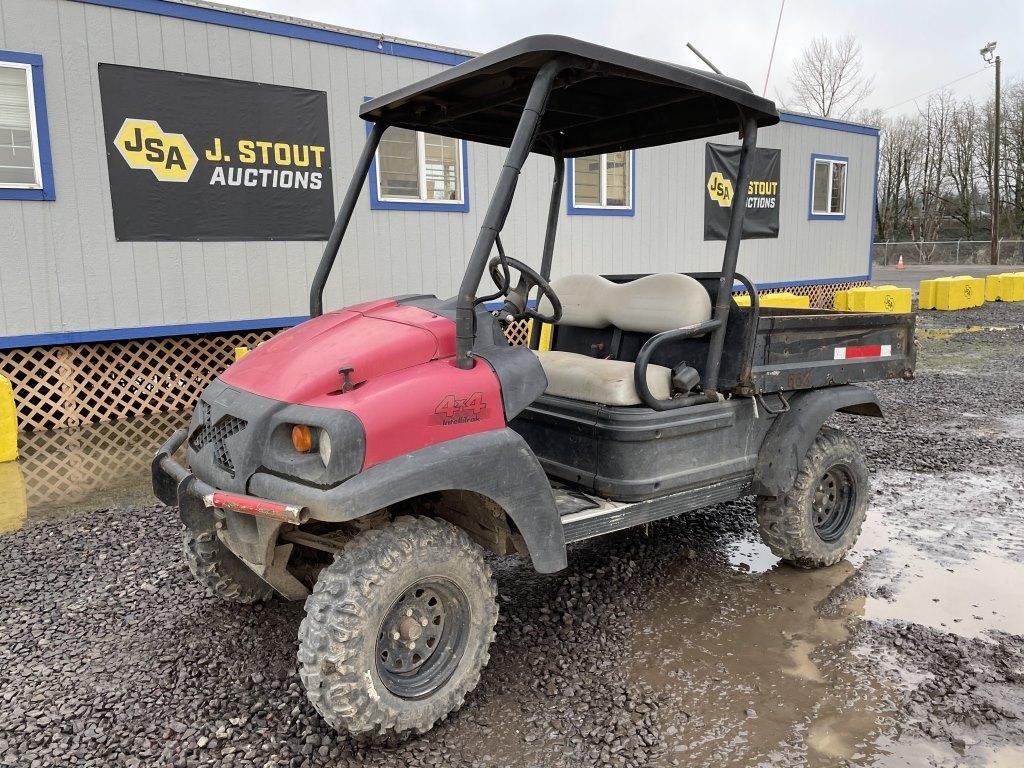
left=737, top=307, right=916, bottom=395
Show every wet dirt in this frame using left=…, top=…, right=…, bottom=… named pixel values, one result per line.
left=2, top=308, right=1023, bottom=767
left=628, top=464, right=1024, bottom=768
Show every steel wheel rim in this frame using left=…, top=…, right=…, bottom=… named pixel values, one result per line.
left=812, top=464, right=856, bottom=543
left=375, top=578, right=469, bottom=699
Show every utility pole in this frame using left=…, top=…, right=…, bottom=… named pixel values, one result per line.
left=981, top=42, right=1000, bottom=264
left=992, top=54, right=1001, bottom=265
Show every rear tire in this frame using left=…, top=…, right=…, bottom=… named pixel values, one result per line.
left=757, top=425, right=869, bottom=568
left=298, top=515, right=498, bottom=739
left=182, top=527, right=274, bottom=603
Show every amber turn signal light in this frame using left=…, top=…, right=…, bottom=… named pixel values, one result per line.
left=291, top=424, right=313, bottom=453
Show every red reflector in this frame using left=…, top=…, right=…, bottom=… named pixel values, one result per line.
left=845, top=345, right=882, bottom=358
left=205, top=491, right=303, bottom=523
left=833, top=344, right=892, bottom=361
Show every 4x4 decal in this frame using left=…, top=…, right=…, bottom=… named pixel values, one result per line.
left=433, top=392, right=487, bottom=426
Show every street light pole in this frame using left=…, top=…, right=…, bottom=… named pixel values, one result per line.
left=981, top=42, right=1000, bottom=265
left=992, top=54, right=1001, bottom=266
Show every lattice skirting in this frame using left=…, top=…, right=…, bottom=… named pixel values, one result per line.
left=14, top=410, right=189, bottom=510
left=1, top=280, right=867, bottom=433
left=1, top=330, right=278, bottom=433
left=731, top=280, right=870, bottom=308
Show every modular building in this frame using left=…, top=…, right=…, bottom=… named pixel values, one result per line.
left=0, top=0, right=879, bottom=432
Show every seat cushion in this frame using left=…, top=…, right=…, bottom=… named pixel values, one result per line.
left=534, top=350, right=672, bottom=406
left=538, top=273, right=712, bottom=333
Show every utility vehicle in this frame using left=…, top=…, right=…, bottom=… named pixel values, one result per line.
left=153, top=36, right=914, bottom=739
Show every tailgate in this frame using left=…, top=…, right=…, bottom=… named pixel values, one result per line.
left=744, top=309, right=915, bottom=394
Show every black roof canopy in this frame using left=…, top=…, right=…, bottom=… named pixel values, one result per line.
left=360, top=35, right=779, bottom=158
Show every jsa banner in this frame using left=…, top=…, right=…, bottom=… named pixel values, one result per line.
left=704, top=143, right=781, bottom=241
left=98, top=64, right=334, bottom=241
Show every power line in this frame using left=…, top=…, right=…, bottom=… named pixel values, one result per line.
left=882, top=66, right=990, bottom=112
left=762, top=0, right=786, bottom=97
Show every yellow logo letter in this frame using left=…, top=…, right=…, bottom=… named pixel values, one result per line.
left=114, top=118, right=198, bottom=183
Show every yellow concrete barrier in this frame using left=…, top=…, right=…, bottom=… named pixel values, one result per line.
left=985, top=274, right=1003, bottom=303
left=734, top=292, right=810, bottom=309
left=0, top=375, right=17, bottom=463
left=1006, top=273, right=1024, bottom=302
left=985, top=272, right=1024, bottom=302
left=0, top=461, right=27, bottom=533
left=919, top=276, right=985, bottom=310
left=842, top=285, right=912, bottom=314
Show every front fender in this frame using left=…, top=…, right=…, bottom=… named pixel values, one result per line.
left=753, top=385, right=882, bottom=499
left=248, top=428, right=566, bottom=573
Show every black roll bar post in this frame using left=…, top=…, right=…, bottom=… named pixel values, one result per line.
left=539, top=153, right=565, bottom=281
left=528, top=153, right=565, bottom=349
left=455, top=59, right=563, bottom=369
left=703, top=112, right=759, bottom=395
left=310, top=121, right=386, bottom=317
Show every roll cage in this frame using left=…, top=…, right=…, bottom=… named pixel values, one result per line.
left=309, top=34, right=780, bottom=398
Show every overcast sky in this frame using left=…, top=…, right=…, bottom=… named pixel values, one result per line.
left=230, top=0, right=1021, bottom=117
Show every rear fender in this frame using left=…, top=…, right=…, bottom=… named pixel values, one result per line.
left=753, top=385, right=882, bottom=499
left=248, top=428, right=567, bottom=573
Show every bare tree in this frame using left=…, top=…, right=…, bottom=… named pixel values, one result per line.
left=945, top=99, right=981, bottom=236
left=782, top=34, right=874, bottom=119
left=872, top=77, right=1024, bottom=261
left=908, top=94, right=954, bottom=261
left=875, top=115, right=920, bottom=242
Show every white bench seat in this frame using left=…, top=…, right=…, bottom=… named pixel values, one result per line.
left=533, top=350, right=672, bottom=406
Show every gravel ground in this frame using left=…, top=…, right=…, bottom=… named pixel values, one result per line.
left=2, top=302, right=1023, bottom=767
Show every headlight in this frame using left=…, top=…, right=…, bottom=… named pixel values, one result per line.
left=318, top=429, right=332, bottom=467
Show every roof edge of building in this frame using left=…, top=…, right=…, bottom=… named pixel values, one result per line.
left=73, top=0, right=479, bottom=64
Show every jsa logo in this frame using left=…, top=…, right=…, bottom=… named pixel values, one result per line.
left=706, top=171, right=734, bottom=208
left=114, top=118, right=197, bottom=182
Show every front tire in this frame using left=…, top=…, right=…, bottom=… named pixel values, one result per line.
left=298, top=515, right=498, bottom=739
left=182, top=527, right=274, bottom=603
left=757, top=425, right=869, bottom=568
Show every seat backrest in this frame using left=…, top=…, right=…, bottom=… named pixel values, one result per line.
left=538, top=273, right=712, bottom=333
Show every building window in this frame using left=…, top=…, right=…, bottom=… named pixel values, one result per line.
left=0, top=51, right=54, bottom=201
left=808, top=154, right=847, bottom=219
left=369, top=125, right=468, bottom=212
left=567, top=151, right=635, bottom=216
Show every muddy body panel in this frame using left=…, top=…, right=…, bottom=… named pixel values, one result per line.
left=744, top=308, right=916, bottom=395
left=511, top=395, right=778, bottom=503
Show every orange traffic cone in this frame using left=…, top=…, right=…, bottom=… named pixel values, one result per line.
left=896, top=255, right=905, bottom=271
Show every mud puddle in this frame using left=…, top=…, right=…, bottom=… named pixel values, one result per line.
left=628, top=468, right=1024, bottom=766
left=0, top=410, right=188, bottom=533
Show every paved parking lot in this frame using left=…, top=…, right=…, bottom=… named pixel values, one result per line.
left=873, top=264, right=1013, bottom=291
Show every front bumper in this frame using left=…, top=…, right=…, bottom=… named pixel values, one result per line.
left=153, top=429, right=312, bottom=600
left=152, top=429, right=304, bottom=525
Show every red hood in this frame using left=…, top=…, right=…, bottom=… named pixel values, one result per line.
left=220, top=300, right=455, bottom=403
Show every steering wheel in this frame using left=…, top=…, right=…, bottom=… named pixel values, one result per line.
left=487, top=255, right=562, bottom=324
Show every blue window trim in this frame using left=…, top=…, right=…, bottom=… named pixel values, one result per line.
left=0, top=50, right=55, bottom=202
left=566, top=152, right=636, bottom=217
left=75, top=0, right=472, bottom=66
left=363, top=98, right=469, bottom=213
left=365, top=121, right=469, bottom=213
left=807, top=153, right=848, bottom=221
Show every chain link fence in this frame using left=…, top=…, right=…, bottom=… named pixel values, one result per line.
left=873, top=240, right=1024, bottom=266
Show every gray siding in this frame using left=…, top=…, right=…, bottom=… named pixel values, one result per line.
left=0, top=0, right=876, bottom=340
